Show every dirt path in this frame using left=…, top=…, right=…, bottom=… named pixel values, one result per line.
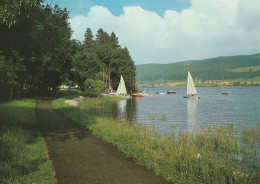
left=35, top=101, right=170, bottom=184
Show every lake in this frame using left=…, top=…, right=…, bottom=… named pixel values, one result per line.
left=114, top=87, right=260, bottom=136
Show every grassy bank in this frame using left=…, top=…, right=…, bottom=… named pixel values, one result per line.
left=53, top=96, right=259, bottom=184
left=0, top=99, right=55, bottom=184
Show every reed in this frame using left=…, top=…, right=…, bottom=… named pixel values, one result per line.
left=0, top=99, right=55, bottom=184
left=53, top=97, right=259, bottom=184
left=149, top=114, right=167, bottom=121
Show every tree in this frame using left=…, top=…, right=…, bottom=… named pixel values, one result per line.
left=91, top=29, right=136, bottom=92
left=0, top=0, right=42, bottom=27
left=83, top=79, right=104, bottom=97
left=110, top=47, right=136, bottom=92
left=0, top=1, right=74, bottom=99
left=83, top=28, right=95, bottom=53
left=109, top=32, right=120, bottom=49
left=95, top=28, right=110, bottom=45
left=70, top=41, right=104, bottom=90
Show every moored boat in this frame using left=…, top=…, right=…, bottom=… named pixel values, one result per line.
left=131, top=92, right=151, bottom=97
left=221, top=74, right=230, bottom=95
left=130, top=93, right=145, bottom=97
left=166, top=91, right=176, bottom=94
left=221, top=92, right=230, bottom=95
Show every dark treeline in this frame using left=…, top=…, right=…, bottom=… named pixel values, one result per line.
left=0, top=0, right=136, bottom=100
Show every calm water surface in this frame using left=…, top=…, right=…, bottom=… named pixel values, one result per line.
left=115, top=87, right=260, bottom=136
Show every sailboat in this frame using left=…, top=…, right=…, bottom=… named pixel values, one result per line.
left=221, top=73, right=230, bottom=95
left=116, top=75, right=127, bottom=95
left=184, top=71, right=200, bottom=99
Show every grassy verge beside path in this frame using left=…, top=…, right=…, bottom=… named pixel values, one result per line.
left=0, top=99, right=55, bottom=184
left=53, top=96, right=260, bottom=184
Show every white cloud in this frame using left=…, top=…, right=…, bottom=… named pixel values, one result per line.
left=69, top=0, right=260, bottom=64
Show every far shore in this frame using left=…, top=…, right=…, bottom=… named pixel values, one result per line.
left=139, top=80, right=260, bottom=88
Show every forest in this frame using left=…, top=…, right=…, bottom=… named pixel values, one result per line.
left=137, top=54, right=260, bottom=82
left=0, top=0, right=136, bottom=100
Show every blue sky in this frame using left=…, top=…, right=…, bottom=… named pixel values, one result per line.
left=46, top=0, right=260, bottom=65
left=49, top=0, right=191, bottom=17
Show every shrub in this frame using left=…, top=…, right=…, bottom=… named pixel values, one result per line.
left=83, top=79, right=104, bottom=97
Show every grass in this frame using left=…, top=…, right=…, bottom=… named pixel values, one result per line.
left=0, top=99, right=38, bottom=127
left=0, top=99, right=55, bottom=184
left=53, top=96, right=260, bottom=184
left=149, top=114, right=167, bottom=121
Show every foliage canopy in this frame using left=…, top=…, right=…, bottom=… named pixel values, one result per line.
left=0, top=1, right=136, bottom=100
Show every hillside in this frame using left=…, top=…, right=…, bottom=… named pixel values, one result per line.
left=136, top=54, right=260, bottom=83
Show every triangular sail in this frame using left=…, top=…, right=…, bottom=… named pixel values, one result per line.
left=186, top=71, right=197, bottom=95
left=116, top=75, right=127, bottom=95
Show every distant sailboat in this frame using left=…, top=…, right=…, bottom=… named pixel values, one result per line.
left=116, top=75, right=127, bottom=95
left=221, top=73, right=230, bottom=95
left=221, top=92, right=230, bottom=95
left=184, top=71, right=200, bottom=99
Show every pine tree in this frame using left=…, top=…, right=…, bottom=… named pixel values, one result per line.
left=83, top=28, right=95, bottom=54
left=109, top=32, right=120, bottom=49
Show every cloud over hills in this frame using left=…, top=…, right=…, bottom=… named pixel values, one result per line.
left=70, top=0, right=260, bottom=65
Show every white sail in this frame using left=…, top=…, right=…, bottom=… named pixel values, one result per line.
left=186, top=71, right=197, bottom=95
left=116, top=75, right=127, bottom=95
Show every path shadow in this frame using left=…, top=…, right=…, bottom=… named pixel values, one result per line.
left=35, top=101, right=90, bottom=142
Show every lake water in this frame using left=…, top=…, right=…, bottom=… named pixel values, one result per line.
left=115, top=87, right=260, bottom=136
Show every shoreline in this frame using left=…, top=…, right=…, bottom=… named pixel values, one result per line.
left=139, top=84, right=260, bottom=88
left=53, top=96, right=260, bottom=184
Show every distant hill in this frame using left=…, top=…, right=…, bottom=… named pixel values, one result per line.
left=136, top=54, right=260, bottom=82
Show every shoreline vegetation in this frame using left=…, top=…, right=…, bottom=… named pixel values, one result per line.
left=0, top=99, right=55, bottom=184
left=53, top=95, right=259, bottom=184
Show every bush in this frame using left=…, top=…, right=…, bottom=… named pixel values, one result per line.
left=83, top=79, right=104, bottom=97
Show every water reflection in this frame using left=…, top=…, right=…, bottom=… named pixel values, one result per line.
left=125, top=98, right=137, bottom=123
left=117, top=100, right=127, bottom=122
left=115, top=98, right=137, bottom=123
left=186, top=99, right=197, bottom=133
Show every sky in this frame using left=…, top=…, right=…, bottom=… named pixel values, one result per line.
left=48, top=0, right=260, bottom=65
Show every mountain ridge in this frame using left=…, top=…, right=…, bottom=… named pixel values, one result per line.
left=136, top=53, right=260, bottom=82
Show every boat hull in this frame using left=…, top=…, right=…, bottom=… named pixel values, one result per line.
left=166, top=91, right=176, bottom=94
left=131, top=94, right=145, bottom=97
left=221, top=92, right=230, bottom=95
left=183, top=95, right=200, bottom=99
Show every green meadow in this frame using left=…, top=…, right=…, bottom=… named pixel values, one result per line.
left=0, top=99, right=55, bottom=184
left=53, top=96, right=259, bottom=184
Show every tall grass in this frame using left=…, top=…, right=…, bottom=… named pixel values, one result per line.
left=53, top=96, right=260, bottom=184
left=0, top=99, right=55, bottom=184
left=0, top=99, right=38, bottom=126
